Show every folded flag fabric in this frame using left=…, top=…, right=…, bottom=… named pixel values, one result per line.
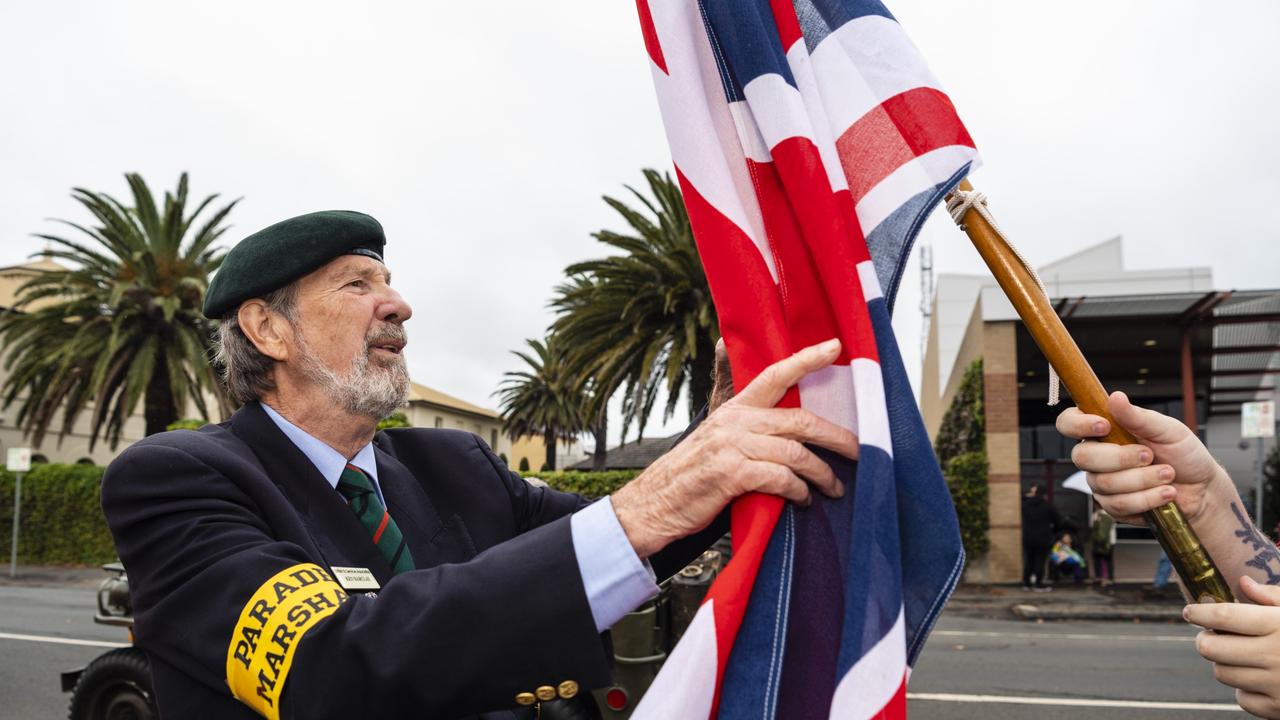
left=630, top=1, right=977, bottom=717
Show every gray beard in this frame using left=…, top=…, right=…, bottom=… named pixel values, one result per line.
left=295, top=327, right=409, bottom=420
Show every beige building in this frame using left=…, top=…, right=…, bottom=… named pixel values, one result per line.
left=404, top=382, right=511, bottom=462
left=921, top=238, right=1278, bottom=583
left=508, top=434, right=588, bottom=473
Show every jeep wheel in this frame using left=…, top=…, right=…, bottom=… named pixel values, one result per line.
left=68, top=647, right=157, bottom=720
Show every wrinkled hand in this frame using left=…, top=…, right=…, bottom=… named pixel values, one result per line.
left=611, top=338, right=858, bottom=558
left=1186, top=577, right=1280, bottom=719
left=1055, top=391, right=1229, bottom=525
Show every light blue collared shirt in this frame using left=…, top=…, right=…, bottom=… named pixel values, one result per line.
left=260, top=403, right=656, bottom=632
left=261, top=403, right=385, bottom=504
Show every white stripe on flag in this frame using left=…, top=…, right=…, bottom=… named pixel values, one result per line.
left=851, top=358, right=892, bottom=456
left=784, top=38, right=851, bottom=194
left=729, top=101, right=772, bottom=163
left=799, top=363, right=856, bottom=433
left=810, top=15, right=943, bottom=139
left=741, top=73, right=811, bottom=156
left=630, top=600, right=718, bottom=719
left=857, top=260, right=883, bottom=302
left=830, top=607, right=907, bottom=720
left=648, top=0, right=778, bottom=283
left=855, top=145, right=978, bottom=236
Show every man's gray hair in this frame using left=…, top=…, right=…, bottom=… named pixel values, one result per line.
left=214, top=284, right=298, bottom=405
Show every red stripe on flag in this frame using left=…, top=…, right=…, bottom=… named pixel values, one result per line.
left=880, top=672, right=908, bottom=720
left=635, top=0, right=669, bottom=74
left=768, top=0, right=804, bottom=52
left=673, top=168, right=792, bottom=392
left=372, top=511, right=390, bottom=544
left=744, top=156, right=843, bottom=355
left=763, top=136, right=881, bottom=363
left=835, top=87, right=975, bottom=202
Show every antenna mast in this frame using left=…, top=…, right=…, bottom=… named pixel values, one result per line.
left=919, top=242, right=935, bottom=360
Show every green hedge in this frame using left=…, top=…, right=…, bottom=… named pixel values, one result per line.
left=944, top=451, right=990, bottom=559
left=0, top=464, right=117, bottom=565
left=0, top=463, right=644, bottom=566
left=523, top=470, right=640, bottom=499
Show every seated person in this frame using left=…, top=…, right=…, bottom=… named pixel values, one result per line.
left=1049, top=532, right=1086, bottom=585
left=1058, top=391, right=1280, bottom=720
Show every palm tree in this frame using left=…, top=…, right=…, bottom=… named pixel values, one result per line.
left=551, top=169, right=718, bottom=444
left=0, top=172, right=237, bottom=449
left=496, top=337, right=587, bottom=471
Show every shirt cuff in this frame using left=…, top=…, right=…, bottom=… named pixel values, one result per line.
left=570, top=496, right=659, bottom=632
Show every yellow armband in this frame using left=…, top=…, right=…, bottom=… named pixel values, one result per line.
left=225, top=564, right=349, bottom=719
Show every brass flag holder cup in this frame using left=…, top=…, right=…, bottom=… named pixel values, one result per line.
left=945, top=179, right=1233, bottom=604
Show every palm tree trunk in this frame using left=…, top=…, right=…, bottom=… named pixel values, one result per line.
left=144, top=361, right=177, bottom=436
left=543, top=427, right=557, bottom=471
left=591, top=411, right=608, bottom=471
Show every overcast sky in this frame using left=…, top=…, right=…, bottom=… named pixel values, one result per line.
left=2, top=1, right=1277, bottom=447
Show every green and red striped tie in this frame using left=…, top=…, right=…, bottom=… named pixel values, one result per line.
left=336, top=464, right=415, bottom=575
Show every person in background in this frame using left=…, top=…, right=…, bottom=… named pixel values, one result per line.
left=1050, top=532, right=1086, bottom=585
left=1058, top=391, right=1280, bottom=719
left=1021, top=483, right=1061, bottom=591
left=1089, top=506, right=1116, bottom=586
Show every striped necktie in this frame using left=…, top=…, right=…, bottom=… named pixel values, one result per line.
left=335, top=464, right=415, bottom=574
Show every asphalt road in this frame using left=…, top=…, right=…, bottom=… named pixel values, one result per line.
left=908, top=615, right=1241, bottom=719
left=0, top=581, right=129, bottom=720
left=0, top=580, right=1245, bottom=720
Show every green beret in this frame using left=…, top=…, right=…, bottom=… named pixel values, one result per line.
left=203, top=210, right=385, bottom=318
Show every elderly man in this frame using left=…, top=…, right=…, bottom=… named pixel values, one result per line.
left=102, top=211, right=857, bottom=720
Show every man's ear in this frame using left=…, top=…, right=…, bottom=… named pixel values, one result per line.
left=237, top=300, right=291, bottom=362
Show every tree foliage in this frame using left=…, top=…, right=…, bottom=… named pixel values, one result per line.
left=377, top=411, right=411, bottom=431
left=935, top=359, right=985, bottom=463
left=0, top=173, right=235, bottom=448
left=945, top=452, right=991, bottom=559
left=551, top=169, right=718, bottom=442
left=936, top=358, right=989, bottom=561
left=495, top=337, right=587, bottom=471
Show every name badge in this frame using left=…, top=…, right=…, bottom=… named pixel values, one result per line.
left=330, top=566, right=380, bottom=591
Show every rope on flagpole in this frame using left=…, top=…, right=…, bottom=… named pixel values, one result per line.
left=945, top=189, right=1062, bottom=406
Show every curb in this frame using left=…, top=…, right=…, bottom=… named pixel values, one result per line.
left=1011, top=603, right=1184, bottom=622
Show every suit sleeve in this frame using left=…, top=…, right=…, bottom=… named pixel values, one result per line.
left=103, top=440, right=610, bottom=720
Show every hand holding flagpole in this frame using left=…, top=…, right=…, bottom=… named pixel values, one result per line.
left=945, top=179, right=1233, bottom=604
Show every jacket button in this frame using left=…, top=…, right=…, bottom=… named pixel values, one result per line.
left=535, top=685, right=557, bottom=701
left=558, top=680, right=579, bottom=699
left=515, top=692, right=536, bottom=706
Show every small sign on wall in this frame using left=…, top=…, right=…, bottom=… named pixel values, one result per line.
left=1242, top=401, right=1276, bottom=439
left=5, top=448, right=31, bottom=473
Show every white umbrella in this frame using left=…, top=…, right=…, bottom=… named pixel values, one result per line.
left=1063, top=470, right=1092, bottom=495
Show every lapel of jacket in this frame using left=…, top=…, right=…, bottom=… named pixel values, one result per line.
left=229, top=402, right=394, bottom=583
left=373, top=443, right=471, bottom=569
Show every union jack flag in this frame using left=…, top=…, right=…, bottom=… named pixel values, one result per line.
left=630, top=1, right=974, bottom=717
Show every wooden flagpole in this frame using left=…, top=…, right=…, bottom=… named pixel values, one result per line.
left=946, top=179, right=1233, bottom=603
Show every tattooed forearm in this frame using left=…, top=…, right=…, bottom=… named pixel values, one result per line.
left=1231, top=502, right=1280, bottom=584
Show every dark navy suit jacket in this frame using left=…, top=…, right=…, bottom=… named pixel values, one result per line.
left=102, top=402, right=718, bottom=719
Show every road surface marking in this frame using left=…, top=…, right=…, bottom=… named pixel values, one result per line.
left=908, top=692, right=1241, bottom=711
left=0, top=631, right=128, bottom=649
left=934, top=629, right=1193, bottom=643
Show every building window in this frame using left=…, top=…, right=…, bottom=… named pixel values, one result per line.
left=490, top=429, right=499, bottom=449
left=434, top=416, right=443, bottom=428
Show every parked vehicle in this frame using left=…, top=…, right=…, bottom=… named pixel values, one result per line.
left=61, top=562, right=156, bottom=720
